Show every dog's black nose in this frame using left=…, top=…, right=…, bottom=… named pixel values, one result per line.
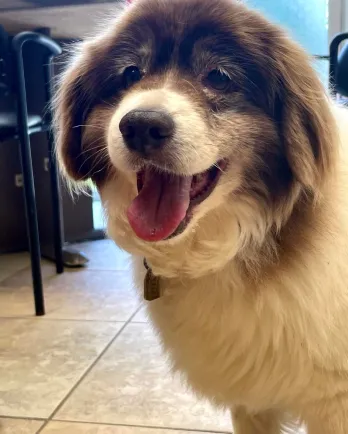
left=119, top=109, right=174, bottom=154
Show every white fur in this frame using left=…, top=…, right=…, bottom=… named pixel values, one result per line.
left=108, top=87, right=220, bottom=176
left=54, top=1, right=348, bottom=430
left=99, top=104, right=348, bottom=433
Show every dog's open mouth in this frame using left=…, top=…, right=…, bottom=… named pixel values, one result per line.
left=126, top=160, right=227, bottom=242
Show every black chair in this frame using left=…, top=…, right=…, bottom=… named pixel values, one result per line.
left=0, top=27, right=64, bottom=316
left=330, top=32, right=348, bottom=97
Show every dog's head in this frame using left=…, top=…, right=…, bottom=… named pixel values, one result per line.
left=55, top=0, right=337, bottom=277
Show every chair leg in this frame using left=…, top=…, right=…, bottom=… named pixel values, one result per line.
left=47, top=129, right=64, bottom=274
left=20, top=142, right=45, bottom=316
left=43, top=61, right=64, bottom=274
left=13, top=38, right=45, bottom=316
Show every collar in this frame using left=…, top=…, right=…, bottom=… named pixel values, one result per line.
left=143, top=259, right=162, bottom=301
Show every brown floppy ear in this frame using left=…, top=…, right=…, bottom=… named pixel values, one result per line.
left=270, top=38, right=338, bottom=192
left=54, top=31, right=123, bottom=182
left=54, top=43, right=102, bottom=181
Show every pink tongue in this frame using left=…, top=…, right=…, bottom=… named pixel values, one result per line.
left=127, top=170, right=192, bottom=242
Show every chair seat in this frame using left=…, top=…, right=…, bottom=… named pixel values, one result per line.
left=0, top=113, right=43, bottom=141
left=0, top=113, right=42, bottom=128
left=336, top=43, right=348, bottom=97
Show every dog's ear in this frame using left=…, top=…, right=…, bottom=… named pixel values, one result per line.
left=270, top=38, right=337, bottom=192
left=54, top=24, right=125, bottom=182
left=54, top=42, right=101, bottom=181
left=54, top=2, right=132, bottom=182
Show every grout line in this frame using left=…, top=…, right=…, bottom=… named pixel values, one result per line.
left=0, top=266, right=132, bottom=278
left=0, top=415, right=45, bottom=422
left=0, top=264, right=33, bottom=286
left=0, top=316, right=137, bottom=323
left=79, top=268, right=131, bottom=272
left=0, top=266, right=132, bottom=289
left=36, top=306, right=142, bottom=434
left=45, top=418, right=232, bottom=433
left=60, top=268, right=132, bottom=272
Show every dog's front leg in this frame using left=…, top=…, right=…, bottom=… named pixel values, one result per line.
left=231, top=406, right=282, bottom=434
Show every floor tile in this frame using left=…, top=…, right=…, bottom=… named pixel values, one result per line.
left=0, top=269, right=140, bottom=321
left=41, top=270, right=139, bottom=322
left=0, top=285, right=35, bottom=318
left=0, top=418, right=43, bottom=434
left=42, top=421, right=222, bottom=433
left=0, top=260, right=56, bottom=318
left=0, top=240, right=131, bottom=291
left=131, top=307, right=148, bottom=323
left=55, top=323, right=232, bottom=432
left=71, top=240, right=131, bottom=271
left=0, top=259, right=58, bottom=289
left=0, top=253, right=30, bottom=283
left=0, top=318, right=122, bottom=418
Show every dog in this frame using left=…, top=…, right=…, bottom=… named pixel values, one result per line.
left=54, top=0, right=348, bottom=432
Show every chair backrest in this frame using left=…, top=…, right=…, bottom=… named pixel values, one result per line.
left=336, top=43, right=348, bottom=97
left=330, top=33, right=348, bottom=98
left=0, top=26, right=12, bottom=97
left=0, top=26, right=17, bottom=127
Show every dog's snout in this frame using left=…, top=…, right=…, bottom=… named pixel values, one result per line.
left=119, top=109, right=174, bottom=154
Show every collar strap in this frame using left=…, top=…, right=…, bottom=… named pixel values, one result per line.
left=143, top=259, right=161, bottom=301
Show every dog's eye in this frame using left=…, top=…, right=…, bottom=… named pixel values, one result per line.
left=206, top=69, right=231, bottom=91
left=123, top=66, right=142, bottom=88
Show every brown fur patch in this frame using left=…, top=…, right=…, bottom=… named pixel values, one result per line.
left=54, top=1, right=348, bottom=432
left=55, top=0, right=336, bottom=202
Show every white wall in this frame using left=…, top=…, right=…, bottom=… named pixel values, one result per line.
left=329, top=0, right=348, bottom=43
left=329, top=0, right=343, bottom=40
left=344, top=0, right=348, bottom=30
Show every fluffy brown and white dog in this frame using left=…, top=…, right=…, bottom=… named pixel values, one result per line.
left=55, top=0, right=348, bottom=432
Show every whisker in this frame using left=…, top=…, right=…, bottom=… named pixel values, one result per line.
left=73, top=124, right=106, bottom=130
left=88, top=154, right=112, bottom=176
left=77, top=141, right=106, bottom=157
left=213, top=163, right=226, bottom=174
left=182, top=79, right=199, bottom=94
left=101, top=99, right=116, bottom=108
left=78, top=147, right=108, bottom=171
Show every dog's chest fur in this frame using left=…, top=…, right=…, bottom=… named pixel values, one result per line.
left=134, top=258, right=320, bottom=412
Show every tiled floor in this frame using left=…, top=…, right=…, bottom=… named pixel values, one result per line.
left=0, top=240, right=232, bottom=434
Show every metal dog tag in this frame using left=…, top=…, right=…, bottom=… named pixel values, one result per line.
left=144, top=268, right=161, bottom=301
